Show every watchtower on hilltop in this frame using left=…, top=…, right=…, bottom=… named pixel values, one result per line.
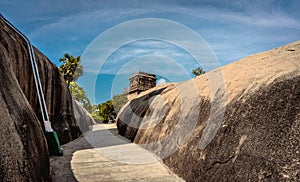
left=127, top=71, right=156, bottom=100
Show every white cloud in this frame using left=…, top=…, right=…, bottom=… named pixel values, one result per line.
left=221, top=11, right=300, bottom=30
left=22, top=0, right=300, bottom=69
left=3, top=0, right=300, bottom=104
left=111, top=54, right=192, bottom=81
left=164, top=1, right=300, bottom=30
left=157, top=78, right=167, bottom=85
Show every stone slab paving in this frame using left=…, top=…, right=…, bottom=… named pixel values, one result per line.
left=50, top=124, right=184, bottom=182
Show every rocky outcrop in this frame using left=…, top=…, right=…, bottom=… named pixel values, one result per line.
left=0, top=29, right=50, bottom=181
left=0, top=17, right=92, bottom=181
left=0, top=18, right=82, bottom=144
left=73, top=100, right=96, bottom=132
left=117, top=41, right=300, bottom=181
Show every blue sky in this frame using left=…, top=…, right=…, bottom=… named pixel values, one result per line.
left=1, top=0, right=300, bottom=103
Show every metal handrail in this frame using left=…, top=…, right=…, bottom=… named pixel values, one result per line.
left=0, top=13, right=52, bottom=131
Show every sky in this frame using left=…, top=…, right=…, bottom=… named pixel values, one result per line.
left=1, top=0, right=300, bottom=103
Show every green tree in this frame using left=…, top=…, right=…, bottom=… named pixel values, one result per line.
left=112, top=94, right=128, bottom=114
left=91, top=104, right=102, bottom=122
left=59, top=53, right=83, bottom=87
left=91, top=94, right=128, bottom=123
left=94, top=100, right=116, bottom=123
left=69, top=82, right=92, bottom=113
left=192, top=67, right=206, bottom=77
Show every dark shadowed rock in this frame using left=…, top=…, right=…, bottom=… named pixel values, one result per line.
left=0, top=18, right=81, bottom=144
left=0, top=32, right=50, bottom=181
left=0, top=17, right=93, bottom=181
left=117, top=41, right=300, bottom=181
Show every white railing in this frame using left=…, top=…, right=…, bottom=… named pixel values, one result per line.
left=0, top=14, right=53, bottom=132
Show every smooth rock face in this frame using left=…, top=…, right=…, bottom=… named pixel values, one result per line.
left=0, top=18, right=81, bottom=144
left=117, top=41, right=300, bottom=181
left=0, top=18, right=91, bottom=181
left=0, top=28, right=50, bottom=181
left=73, top=100, right=96, bottom=132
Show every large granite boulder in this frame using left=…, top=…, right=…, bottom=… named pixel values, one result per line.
left=0, top=27, right=50, bottom=181
left=117, top=41, right=300, bottom=181
left=0, top=18, right=82, bottom=144
left=0, top=17, right=93, bottom=181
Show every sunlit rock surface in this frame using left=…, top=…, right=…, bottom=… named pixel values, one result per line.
left=117, top=41, right=300, bottom=181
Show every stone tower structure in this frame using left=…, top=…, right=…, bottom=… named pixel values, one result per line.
left=127, top=72, right=156, bottom=100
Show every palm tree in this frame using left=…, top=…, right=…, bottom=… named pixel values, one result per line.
left=59, top=53, right=83, bottom=87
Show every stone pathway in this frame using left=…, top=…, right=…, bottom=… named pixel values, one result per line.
left=50, top=124, right=183, bottom=182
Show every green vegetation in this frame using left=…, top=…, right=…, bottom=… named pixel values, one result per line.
left=59, top=53, right=83, bottom=87
left=92, top=94, right=128, bottom=123
left=58, top=53, right=129, bottom=123
left=112, top=94, right=128, bottom=114
left=69, top=82, right=92, bottom=113
left=59, top=53, right=91, bottom=112
left=93, top=100, right=116, bottom=123
left=192, top=67, right=206, bottom=76
left=90, top=106, right=102, bottom=122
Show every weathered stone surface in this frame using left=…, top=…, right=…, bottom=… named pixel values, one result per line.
left=117, top=41, right=300, bottom=181
left=0, top=18, right=82, bottom=144
left=0, top=17, right=93, bottom=181
left=73, top=100, right=96, bottom=132
left=0, top=30, right=50, bottom=181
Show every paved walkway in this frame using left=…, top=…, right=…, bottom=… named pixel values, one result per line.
left=50, top=124, right=183, bottom=182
